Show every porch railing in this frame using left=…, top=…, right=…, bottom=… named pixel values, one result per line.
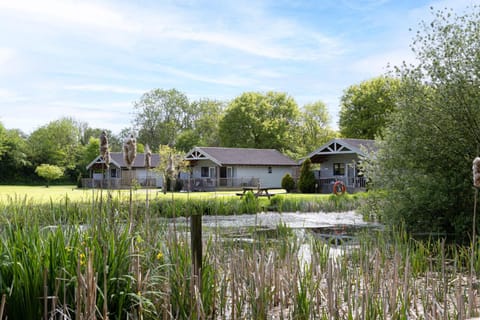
left=81, top=178, right=157, bottom=189
left=317, top=177, right=366, bottom=188
left=316, top=176, right=367, bottom=193
left=181, top=177, right=260, bottom=191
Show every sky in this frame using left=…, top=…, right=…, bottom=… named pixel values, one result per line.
left=0, top=0, right=476, bottom=135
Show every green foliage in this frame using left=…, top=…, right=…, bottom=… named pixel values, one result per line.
left=299, top=101, right=337, bottom=154
left=0, top=125, right=31, bottom=182
left=366, top=6, right=480, bottom=239
left=240, top=191, right=259, bottom=213
left=281, top=173, right=296, bottom=193
left=188, top=99, right=224, bottom=149
left=219, top=91, right=301, bottom=154
left=298, top=158, right=316, bottom=193
left=134, top=88, right=191, bottom=150
left=339, top=76, right=403, bottom=139
left=35, top=164, right=64, bottom=187
left=27, top=117, right=81, bottom=171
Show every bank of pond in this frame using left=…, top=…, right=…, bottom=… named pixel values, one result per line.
left=0, top=192, right=479, bottom=319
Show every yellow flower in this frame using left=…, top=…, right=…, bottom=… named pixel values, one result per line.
left=156, top=252, right=163, bottom=261
left=79, top=253, right=86, bottom=266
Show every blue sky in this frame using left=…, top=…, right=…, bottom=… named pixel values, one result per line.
left=0, top=0, right=476, bottom=134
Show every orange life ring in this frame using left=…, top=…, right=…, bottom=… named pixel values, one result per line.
left=333, top=181, right=346, bottom=195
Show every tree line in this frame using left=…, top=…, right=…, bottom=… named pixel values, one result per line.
left=0, top=90, right=343, bottom=184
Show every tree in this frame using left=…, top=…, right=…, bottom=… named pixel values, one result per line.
left=155, top=145, right=188, bottom=193
left=77, top=137, right=100, bottom=176
left=78, top=125, right=121, bottom=151
left=176, top=99, right=225, bottom=151
left=219, top=92, right=300, bottom=154
left=27, top=118, right=81, bottom=172
left=35, top=164, right=64, bottom=187
left=366, top=6, right=480, bottom=239
left=0, top=122, right=8, bottom=158
left=133, top=88, right=192, bottom=150
left=0, top=124, right=30, bottom=182
left=339, top=76, right=402, bottom=139
left=298, top=158, right=316, bottom=193
left=299, top=101, right=337, bottom=154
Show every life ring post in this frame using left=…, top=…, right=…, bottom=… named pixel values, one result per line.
left=333, top=180, right=346, bottom=196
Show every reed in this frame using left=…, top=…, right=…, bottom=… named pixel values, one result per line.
left=0, top=193, right=479, bottom=319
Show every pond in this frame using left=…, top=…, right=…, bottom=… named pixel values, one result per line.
left=169, top=210, right=381, bottom=254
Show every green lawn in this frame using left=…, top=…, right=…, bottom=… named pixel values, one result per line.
left=0, top=185, right=249, bottom=203
left=0, top=185, right=336, bottom=204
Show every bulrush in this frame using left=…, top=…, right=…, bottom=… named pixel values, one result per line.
left=123, top=134, right=137, bottom=169
left=100, top=131, right=110, bottom=168
left=144, top=144, right=152, bottom=168
left=473, top=157, right=480, bottom=187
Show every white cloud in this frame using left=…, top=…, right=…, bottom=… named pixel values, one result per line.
left=155, top=65, right=255, bottom=87
left=64, top=84, right=145, bottom=95
left=0, top=88, right=30, bottom=103
left=350, top=49, right=417, bottom=77
left=0, top=0, right=136, bottom=33
left=0, top=48, right=14, bottom=65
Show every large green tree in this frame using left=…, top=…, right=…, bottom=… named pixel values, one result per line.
left=299, top=101, right=337, bottom=154
left=176, top=99, right=225, bottom=151
left=339, top=76, right=402, bottom=139
left=367, top=6, right=480, bottom=239
left=219, top=91, right=300, bottom=154
left=27, top=118, right=82, bottom=175
left=133, top=88, right=192, bottom=150
left=0, top=124, right=30, bottom=182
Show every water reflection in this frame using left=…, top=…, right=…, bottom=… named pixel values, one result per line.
left=175, top=210, right=372, bottom=230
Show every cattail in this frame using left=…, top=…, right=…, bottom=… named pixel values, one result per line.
left=473, top=157, right=480, bottom=187
left=100, top=131, right=110, bottom=168
left=123, top=133, right=137, bottom=170
left=144, top=144, right=152, bottom=168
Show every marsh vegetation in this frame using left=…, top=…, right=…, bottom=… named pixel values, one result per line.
left=0, top=190, right=479, bottom=319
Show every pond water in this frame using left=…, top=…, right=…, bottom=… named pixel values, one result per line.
left=170, top=210, right=381, bottom=245
left=173, top=210, right=373, bottom=229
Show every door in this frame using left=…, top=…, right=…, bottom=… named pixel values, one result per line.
left=219, top=167, right=233, bottom=186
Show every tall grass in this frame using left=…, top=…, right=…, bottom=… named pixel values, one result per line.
left=0, top=191, right=479, bottom=319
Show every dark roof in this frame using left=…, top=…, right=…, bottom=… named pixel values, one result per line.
left=185, top=147, right=297, bottom=166
left=110, top=152, right=160, bottom=168
left=87, top=152, right=160, bottom=169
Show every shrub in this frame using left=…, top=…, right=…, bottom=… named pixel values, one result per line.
left=298, top=158, right=316, bottom=193
left=281, top=173, right=295, bottom=193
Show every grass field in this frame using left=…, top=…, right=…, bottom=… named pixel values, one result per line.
left=0, top=185, right=340, bottom=203
left=0, top=185, right=306, bottom=204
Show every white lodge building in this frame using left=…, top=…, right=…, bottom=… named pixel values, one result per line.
left=303, top=138, right=376, bottom=193
left=184, top=147, right=298, bottom=191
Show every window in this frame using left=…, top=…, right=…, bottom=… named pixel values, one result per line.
left=201, top=167, right=215, bottom=177
left=209, top=167, right=216, bottom=178
left=333, top=163, right=345, bottom=176
left=268, top=166, right=272, bottom=174
left=110, top=168, right=117, bottom=178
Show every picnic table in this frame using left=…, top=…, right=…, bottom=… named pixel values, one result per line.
left=236, top=187, right=277, bottom=199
